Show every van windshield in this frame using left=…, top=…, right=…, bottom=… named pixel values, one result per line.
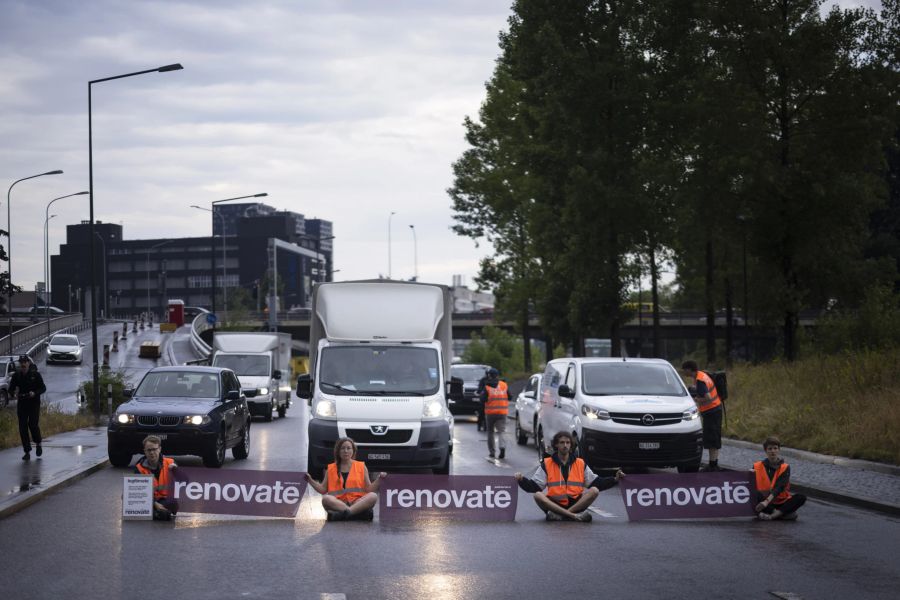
left=582, top=363, right=687, bottom=397
left=213, top=354, right=271, bottom=377
left=319, top=346, right=440, bottom=395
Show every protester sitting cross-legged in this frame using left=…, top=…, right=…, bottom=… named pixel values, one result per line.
left=515, top=431, right=624, bottom=522
left=753, top=435, right=806, bottom=521
left=306, top=437, right=386, bottom=521
left=134, top=435, right=179, bottom=521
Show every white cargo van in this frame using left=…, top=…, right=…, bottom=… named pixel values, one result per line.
left=297, top=281, right=460, bottom=478
left=211, top=332, right=292, bottom=421
left=536, top=358, right=702, bottom=472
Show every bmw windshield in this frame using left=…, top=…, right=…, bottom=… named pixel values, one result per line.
left=582, top=363, right=687, bottom=397
left=319, top=346, right=440, bottom=395
left=136, top=371, right=221, bottom=399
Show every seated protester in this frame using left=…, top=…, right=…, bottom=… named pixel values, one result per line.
left=515, top=431, right=625, bottom=522
left=134, top=435, right=179, bottom=521
left=306, top=437, right=386, bottom=521
left=754, top=435, right=806, bottom=521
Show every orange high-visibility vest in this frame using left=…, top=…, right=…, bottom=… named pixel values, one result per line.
left=754, top=461, right=792, bottom=505
left=696, top=371, right=722, bottom=413
left=484, top=381, right=509, bottom=415
left=326, top=460, right=367, bottom=504
left=135, top=457, right=175, bottom=500
left=544, top=456, right=586, bottom=507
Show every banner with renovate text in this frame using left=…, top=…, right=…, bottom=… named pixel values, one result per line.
left=619, top=472, right=756, bottom=521
left=170, top=467, right=308, bottom=518
left=379, top=475, right=518, bottom=521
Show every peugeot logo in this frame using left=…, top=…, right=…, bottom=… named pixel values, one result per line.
left=641, top=414, right=655, bottom=426
left=370, top=425, right=389, bottom=435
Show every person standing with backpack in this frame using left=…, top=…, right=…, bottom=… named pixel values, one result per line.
left=681, top=360, right=723, bottom=471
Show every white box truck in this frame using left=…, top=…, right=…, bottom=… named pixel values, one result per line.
left=211, top=332, right=292, bottom=421
left=297, top=280, right=462, bottom=477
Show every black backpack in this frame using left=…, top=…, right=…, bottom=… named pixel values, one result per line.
left=703, top=370, right=728, bottom=401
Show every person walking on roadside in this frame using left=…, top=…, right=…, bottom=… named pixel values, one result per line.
left=514, top=431, right=625, bottom=522
left=681, top=360, right=723, bottom=471
left=480, top=367, right=509, bottom=459
left=306, top=437, right=386, bottom=521
left=9, top=355, right=47, bottom=461
left=753, top=436, right=806, bottom=521
left=134, top=435, right=179, bottom=521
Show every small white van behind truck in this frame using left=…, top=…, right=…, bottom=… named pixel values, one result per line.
left=297, top=280, right=461, bottom=478
left=211, top=332, right=292, bottom=421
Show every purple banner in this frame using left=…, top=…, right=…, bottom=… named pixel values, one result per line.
left=170, top=467, right=307, bottom=518
left=379, top=475, right=518, bottom=522
left=620, top=472, right=756, bottom=520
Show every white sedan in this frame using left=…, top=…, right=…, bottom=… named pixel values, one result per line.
left=514, top=373, right=542, bottom=446
left=47, top=334, right=84, bottom=365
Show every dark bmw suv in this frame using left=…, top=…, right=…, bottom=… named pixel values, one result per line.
left=108, top=366, right=250, bottom=468
left=448, top=363, right=491, bottom=415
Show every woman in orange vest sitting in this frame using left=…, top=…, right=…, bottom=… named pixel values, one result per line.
left=514, top=431, right=625, bottom=522
left=306, top=437, right=386, bottom=521
left=754, top=436, right=806, bottom=520
left=133, top=435, right=179, bottom=521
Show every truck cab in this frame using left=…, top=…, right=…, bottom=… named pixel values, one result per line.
left=211, top=332, right=292, bottom=422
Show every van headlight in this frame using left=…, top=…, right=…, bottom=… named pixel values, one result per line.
left=258, top=387, right=269, bottom=396
left=315, top=398, right=336, bottom=418
left=682, top=407, right=700, bottom=421
left=116, top=413, right=134, bottom=424
left=582, top=405, right=610, bottom=420
left=422, top=397, right=444, bottom=419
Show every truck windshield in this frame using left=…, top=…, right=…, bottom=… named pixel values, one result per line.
left=582, top=363, right=687, bottom=397
left=319, top=346, right=440, bottom=395
left=213, top=354, right=271, bottom=377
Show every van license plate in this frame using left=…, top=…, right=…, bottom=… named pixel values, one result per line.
left=639, top=442, right=659, bottom=450
left=368, top=453, right=390, bottom=460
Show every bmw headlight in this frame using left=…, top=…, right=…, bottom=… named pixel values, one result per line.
left=258, top=387, right=270, bottom=396
left=116, top=413, right=134, bottom=425
left=682, top=407, right=700, bottom=421
left=184, top=415, right=210, bottom=425
left=314, top=398, right=336, bottom=418
left=581, top=405, right=610, bottom=420
left=422, top=397, right=444, bottom=419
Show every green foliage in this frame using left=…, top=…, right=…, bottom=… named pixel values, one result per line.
left=78, top=370, right=132, bottom=413
left=815, top=285, right=900, bottom=354
left=1, top=404, right=96, bottom=450
left=462, top=326, right=545, bottom=379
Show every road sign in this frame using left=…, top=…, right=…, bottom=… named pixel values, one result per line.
left=206, top=313, right=217, bottom=325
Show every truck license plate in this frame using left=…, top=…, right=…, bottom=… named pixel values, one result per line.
left=638, top=442, right=659, bottom=450
left=368, top=453, right=390, bottom=460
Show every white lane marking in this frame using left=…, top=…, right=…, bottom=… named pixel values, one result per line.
left=588, top=507, right=617, bottom=518
left=769, top=592, right=804, bottom=600
left=321, top=594, right=347, bottom=600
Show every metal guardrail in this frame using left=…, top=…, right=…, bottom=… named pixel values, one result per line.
left=0, top=313, right=87, bottom=357
left=190, top=311, right=212, bottom=360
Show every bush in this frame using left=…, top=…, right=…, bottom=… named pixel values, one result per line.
left=78, top=370, right=132, bottom=414
left=815, top=284, right=900, bottom=354
left=462, top=326, right=545, bottom=380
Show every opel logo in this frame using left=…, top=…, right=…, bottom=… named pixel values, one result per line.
left=370, top=425, right=389, bottom=435
left=641, top=414, right=655, bottom=426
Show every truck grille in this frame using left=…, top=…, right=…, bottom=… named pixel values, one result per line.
left=346, top=428, right=413, bottom=444
left=608, top=412, right=683, bottom=426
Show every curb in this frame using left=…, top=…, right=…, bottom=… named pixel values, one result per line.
left=0, top=457, right=110, bottom=520
left=722, top=438, right=900, bottom=477
left=719, top=461, right=900, bottom=518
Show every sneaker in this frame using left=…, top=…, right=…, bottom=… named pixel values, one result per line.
left=326, top=510, right=349, bottom=522
left=35, top=445, right=42, bottom=457
left=575, top=511, right=593, bottom=523
left=782, top=512, right=798, bottom=521
left=545, top=512, right=564, bottom=521
left=22, top=452, right=30, bottom=461
left=498, top=449, right=505, bottom=460
left=488, top=452, right=495, bottom=459
left=700, top=464, right=721, bottom=473
left=757, top=512, right=773, bottom=521
left=153, top=508, right=172, bottom=521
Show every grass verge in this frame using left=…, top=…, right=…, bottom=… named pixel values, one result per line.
left=0, top=405, right=98, bottom=451
left=725, top=349, right=900, bottom=464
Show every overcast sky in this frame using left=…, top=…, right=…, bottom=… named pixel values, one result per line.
left=0, top=0, right=882, bottom=292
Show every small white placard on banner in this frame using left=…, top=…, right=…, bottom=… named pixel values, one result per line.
left=123, top=475, right=154, bottom=520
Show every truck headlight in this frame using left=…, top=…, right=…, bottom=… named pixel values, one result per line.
left=116, top=413, right=134, bottom=424
left=258, top=387, right=269, bottom=396
left=184, top=415, right=210, bottom=425
left=682, top=407, right=699, bottom=421
left=315, top=398, right=336, bottom=418
left=582, top=405, right=610, bottom=420
left=422, top=397, right=444, bottom=419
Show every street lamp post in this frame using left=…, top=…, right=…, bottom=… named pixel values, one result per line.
left=43, top=213, right=57, bottom=338
left=145, top=240, right=172, bottom=319
left=205, top=193, right=267, bottom=338
left=6, top=169, right=63, bottom=354
left=88, top=63, right=182, bottom=413
left=409, top=224, right=418, bottom=281
left=388, top=211, right=396, bottom=279
left=94, top=232, right=108, bottom=319
left=44, top=191, right=89, bottom=327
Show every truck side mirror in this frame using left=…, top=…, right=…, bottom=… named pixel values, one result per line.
left=297, top=374, right=312, bottom=400
left=557, top=384, right=575, bottom=399
left=446, top=376, right=464, bottom=403
left=272, top=369, right=282, bottom=380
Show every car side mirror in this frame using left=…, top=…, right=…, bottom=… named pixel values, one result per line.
left=123, top=388, right=134, bottom=398
left=557, top=384, right=575, bottom=399
left=272, top=369, right=282, bottom=380
left=80, top=342, right=85, bottom=347
left=297, top=374, right=312, bottom=400
left=446, top=376, right=464, bottom=403
left=524, top=391, right=535, bottom=400
left=225, top=389, right=241, bottom=401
